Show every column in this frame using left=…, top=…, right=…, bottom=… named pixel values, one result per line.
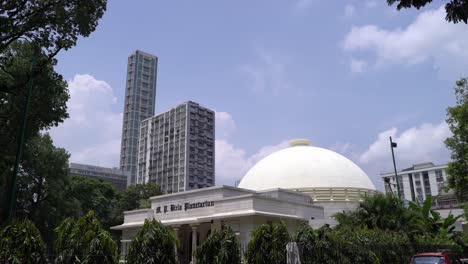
left=172, top=225, right=180, bottom=261
left=191, top=224, right=198, bottom=264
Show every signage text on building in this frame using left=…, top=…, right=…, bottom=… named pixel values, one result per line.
left=155, top=200, right=214, bottom=214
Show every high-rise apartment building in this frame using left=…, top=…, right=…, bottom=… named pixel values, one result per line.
left=136, top=101, right=215, bottom=193
left=381, top=162, right=458, bottom=208
left=120, top=50, right=158, bottom=186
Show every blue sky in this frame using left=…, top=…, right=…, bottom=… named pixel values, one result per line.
left=50, top=0, right=468, bottom=190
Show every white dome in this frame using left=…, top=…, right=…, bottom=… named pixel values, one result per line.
left=238, top=140, right=376, bottom=192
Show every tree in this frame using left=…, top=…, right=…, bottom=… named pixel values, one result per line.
left=13, top=133, right=79, bottom=245
left=244, top=222, right=290, bottom=264
left=333, top=193, right=423, bottom=234
left=0, top=218, right=49, bottom=264
left=112, top=183, right=162, bottom=225
left=55, top=211, right=118, bottom=264
left=68, top=175, right=118, bottom=228
left=387, top=0, right=468, bottom=24
left=126, top=219, right=178, bottom=264
left=407, top=196, right=462, bottom=238
left=195, top=227, right=240, bottom=264
left=117, top=183, right=162, bottom=211
left=0, top=40, right=69, bottom=223
left=445, top=78, right=468, bottom=202
left=0, top=0, right=107, bottom=58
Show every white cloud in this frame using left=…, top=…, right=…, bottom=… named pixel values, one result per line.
left=215, top=111, right=236, bottom=139
left=359, top=121, right=451, bottom=166
left=350, top=58, right=367, bottom=73
left=241, top=49, right=292, bottom=96
left=343, top=5, right=468, bottom=79
left=344, top=4, right=356, bottom=18
left=49, top=74, right=122, bottom=167
left=214, top=110, right=292, bottom=186
left=215, top=138, right=291, bottom=186
left=215, top=140, right=250, bottom=186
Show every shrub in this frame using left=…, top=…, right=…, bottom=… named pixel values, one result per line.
left=0, top=219, right=48, bottom=264
left=55, top=211, right=118, bottom=264
left=195, top=227, right=240, bottom=264
left=245, top=221, right=290, bottom=264
left=126, top=219, right=178, bottom=264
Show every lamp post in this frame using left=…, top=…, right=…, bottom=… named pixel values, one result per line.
left=6, top=49, right=37, bottom=222
left=389, top=136, right=401, bottom=200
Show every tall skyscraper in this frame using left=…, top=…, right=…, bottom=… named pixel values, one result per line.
left=120, top=50, right=158, bottom=186
left=137, top=101, right=215, bottom=193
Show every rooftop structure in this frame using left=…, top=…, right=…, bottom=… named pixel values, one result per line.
left=69, top=163, right=128, bottom=191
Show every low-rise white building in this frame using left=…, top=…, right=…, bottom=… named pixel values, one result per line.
left=113, top=186, right=323, bottom=263
left=381, top=162, right=458, bottom=208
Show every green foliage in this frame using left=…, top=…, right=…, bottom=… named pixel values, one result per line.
left=0, top=218, right=49, bottom=264
left=112, top=183, right=162, bottom=225
left=333, top=193, right=421, bottom=234
left=245, top=221, right=290, bottom=264
left=55, top=211, right=118, bottom=264
left=12, top=133, right=78, bottom=245
left=445, top=77, right=468, bottom=202
left=0, top=40, right=70, bottom=224
left=195, top=227, right=240, bottom=264
left=387, top=0, right=468, bottom=24
left=408, top=196, right=462, bottom=238
left=68, top=175, right=118, bottom=228
left=334, top=194, right=463, bottom=239
left=294, top=225, right=463, bottom=264
left=0, top=0, right=107, bottom=57
left=126, top=219, right=178, bottom=264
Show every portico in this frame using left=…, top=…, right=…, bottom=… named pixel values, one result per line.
left=112, top=185, right=324, bottom=263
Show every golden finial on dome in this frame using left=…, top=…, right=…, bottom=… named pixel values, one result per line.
left=289, top=139, right=311, bottom=147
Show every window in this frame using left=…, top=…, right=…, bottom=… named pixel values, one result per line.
left=435, top=170, right=444, bottom=182
left=422, top=172, right=432, bottom=197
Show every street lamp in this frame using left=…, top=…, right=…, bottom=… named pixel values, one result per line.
left=389, top=136, right=401, bottom=200
left=6, top=47, right=37, bottom=222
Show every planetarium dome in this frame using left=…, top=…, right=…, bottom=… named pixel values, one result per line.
left=238, top=139, right=377, bottom=201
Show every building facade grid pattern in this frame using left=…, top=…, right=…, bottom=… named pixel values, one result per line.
left=120, top=50, right=158, bottom=186
left=381, top=163, right=457, bottom=208
left=137, top=101, right=215, bottom=193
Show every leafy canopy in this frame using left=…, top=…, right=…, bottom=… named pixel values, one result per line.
left=8, top=133, right=78, bottom=245
left=445, top=77, right=468, bottom=202
left=245, top=221, right=290, bottom=264
left=195, top=227, right=241, bottom=264
left=0, top=40, right=69, bottom=224
left=67, top=175, right=118, bottom=228
left=387, top=0, right=468, bottom=24
left=126, top=219, right=178, bottom=264
left=55, top=211, right=118, bottom=264
left=0, top=0, right=107, bottom=58
left=333, top=194, right=462, bottom=238
left=0, top=218, right=49, bottom=264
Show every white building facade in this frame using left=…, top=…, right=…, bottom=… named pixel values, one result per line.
left=381, top=162, right=458, bottom=208
left=112, top=186, right=323, bottom=264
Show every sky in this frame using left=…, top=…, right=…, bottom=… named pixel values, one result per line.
left=49, top=0, right=468, bottom=191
